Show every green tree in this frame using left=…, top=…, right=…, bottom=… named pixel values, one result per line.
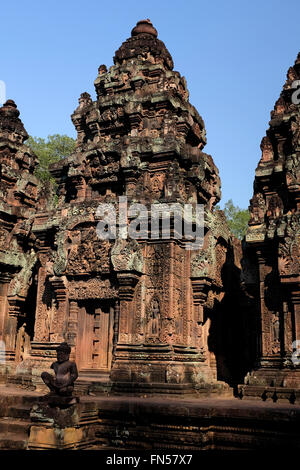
left=216, top=199, right=250, bottom=240
left=27, top=134, right=76, bottom=182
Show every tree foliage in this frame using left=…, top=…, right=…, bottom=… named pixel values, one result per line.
left=27, top=134, right=76, bottom=182
left=216, top=199, right=250, bottom=240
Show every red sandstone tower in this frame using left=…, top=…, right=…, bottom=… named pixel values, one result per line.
left=0, top=21, right=241, bottom=394
left=240, top=53, right=300, bottom=402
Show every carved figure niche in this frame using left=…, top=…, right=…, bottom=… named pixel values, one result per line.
left=146, top=297, right=161, bottom=342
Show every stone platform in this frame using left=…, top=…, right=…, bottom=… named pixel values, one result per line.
left=0, top=385, right=299, bottom=450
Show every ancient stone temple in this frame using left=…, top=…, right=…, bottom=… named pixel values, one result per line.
left=0, top=20, right=243, bottom=394
left=0, top=19, right=300, bottom=452
left=239, top=53, right=300, bottom=401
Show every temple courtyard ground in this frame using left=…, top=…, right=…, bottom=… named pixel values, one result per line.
left=0, top=384, right=298, bottom=450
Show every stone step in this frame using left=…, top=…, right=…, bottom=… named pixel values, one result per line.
left=8, top=405, right=31, bottom=419
left=87, top=445, right=121, bottom=450
left=238, top=384, right=300, bottom=403
left=0, top=432, right=28, bottom=450
left=0, top=417, right=31, bottom=434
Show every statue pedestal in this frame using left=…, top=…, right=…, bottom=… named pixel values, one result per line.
left=30, top=395, right=80, bottom=426
left=28, top=425, right=86, bottom=450
left=27, top=395, right=93, bottom=449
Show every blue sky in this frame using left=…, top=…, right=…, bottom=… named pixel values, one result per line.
left=1, top=0, right=299, bottom=208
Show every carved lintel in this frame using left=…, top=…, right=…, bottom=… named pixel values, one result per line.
left=68, top=279, right=117, bottom=300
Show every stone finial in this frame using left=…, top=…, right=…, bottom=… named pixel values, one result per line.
left=131, top=19, right=158, bottom=38
left=98, top=64, right=107, bottom=75
left=0, top=99, right=28, bottom=142
left=115, top=19, right=173, bottom=70
left=78, top=92, right=92, bottom=108
left=3, top=99, right=17, bottom=108
left=0, top=99, right=20, bottom=117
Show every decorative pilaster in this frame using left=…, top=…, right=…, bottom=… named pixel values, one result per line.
left=5, top=297, right=22, bottom=362
left=67, top=301, right=79, bottom=348
left=49, top=276, right=68, bottom=343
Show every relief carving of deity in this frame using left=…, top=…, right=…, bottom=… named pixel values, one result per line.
left=150, top=173, right=164, bottom=198
left=249, top=193, right=265, bottom=224
left=272, top=312, right=280, bottom=354
left=146, top=298, right=161, bottom=341
left=267, top=194, right=283, bottom=220
left=260, top=136, right=274, bottom=162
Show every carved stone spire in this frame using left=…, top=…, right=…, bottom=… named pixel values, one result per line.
left=241, top=52, right=300, bottom=401
left=131, top=19, right=158, bottom=37
left=0, top=99, right=29, bottom=144
left=114, top=19, right=174, bottom=70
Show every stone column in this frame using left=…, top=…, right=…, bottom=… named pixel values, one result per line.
left=50, top=276, right=68, bottom=342
left=67, top=301, right=79, bottom=358
left=0, top=279, right=9, bottom=341
left=112, top=301, right=120, bottom=358
left=117, top=272, right=140, bottom=343
left=291, top=288, right=300, bottom=349
left=33, top=264, right=48, bottom=342
left=283, top=300, right=293, bottom=359
left=5, top=298, right=21, bottom=362
left=256, top=248, right=274, bottom=365
left=191, top=278, right=211, bottom=354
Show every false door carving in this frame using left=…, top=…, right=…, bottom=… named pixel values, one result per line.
left=77, top=302, right=113, bottom=372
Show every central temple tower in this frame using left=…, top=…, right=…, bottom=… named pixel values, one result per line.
left=1, top=20, right=243, bottom=394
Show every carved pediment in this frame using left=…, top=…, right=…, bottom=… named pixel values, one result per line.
left=66, top=225, right=111, bottom=275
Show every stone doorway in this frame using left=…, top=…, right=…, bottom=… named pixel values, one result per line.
left=76, top=301, right=114, bottom=375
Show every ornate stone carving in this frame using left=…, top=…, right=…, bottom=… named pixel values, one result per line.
left=146, top=297, right=161, bottom=342
left=242, top=52, right=300, bottom=399
left=68, top=279, right=117, bottom=300
left=111, top=239, right=143, bottom=273
left=249, top=193, right=266, bottom=225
